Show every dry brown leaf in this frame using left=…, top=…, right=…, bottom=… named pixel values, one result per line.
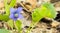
left=0, top=2, right=4, bottom=9
left=51, top=21, right=59, bottom=27
left=26, top=0, right=37, bottom=10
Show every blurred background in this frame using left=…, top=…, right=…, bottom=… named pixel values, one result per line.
left=0, top=0, right=60, bottom=33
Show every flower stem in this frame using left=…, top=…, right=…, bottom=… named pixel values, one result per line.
left=26, top=21, right=38, bottom=33
left=26, top=17, right=42, bottom=33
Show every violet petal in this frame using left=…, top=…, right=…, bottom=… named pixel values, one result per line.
left=10, top=8, right=15, bottom=13
left=18, top=14, right=24, bottom=19
left=17, top=7, right=23, bottom=12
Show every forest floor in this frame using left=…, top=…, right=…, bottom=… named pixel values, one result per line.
left=0, top=0, right=60, bottom=33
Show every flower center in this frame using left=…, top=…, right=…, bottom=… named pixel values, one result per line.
left=14, top=13, right=18, bottom=18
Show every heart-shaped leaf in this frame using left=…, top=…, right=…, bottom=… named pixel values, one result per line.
left=32, top=2, right=57, bottom=22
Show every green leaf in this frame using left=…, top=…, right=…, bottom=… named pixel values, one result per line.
left=7, top=20, right=13, bottom=29
left=32, top=2, right=57, bottom=22
left=0, top=29, right=10, bottom=33
left=4, top=0, right=10, bottom=15
left=30, top=2, right=57, bottom=33
left=0, top=14, right=10, bottom=21
left=32, top=7, right=46, bottom=22
left=15, top=20, right=22, bottom=31
left=9, top=0, right=16, bottom=7
left=42, top=2, right=57, bottom=18
left=5, top=6, right=10, bottom=15
left=31, top=7, right=47, bottom=32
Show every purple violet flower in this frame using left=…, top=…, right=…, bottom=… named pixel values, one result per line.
left=9, top=7, right=23, bottom=21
